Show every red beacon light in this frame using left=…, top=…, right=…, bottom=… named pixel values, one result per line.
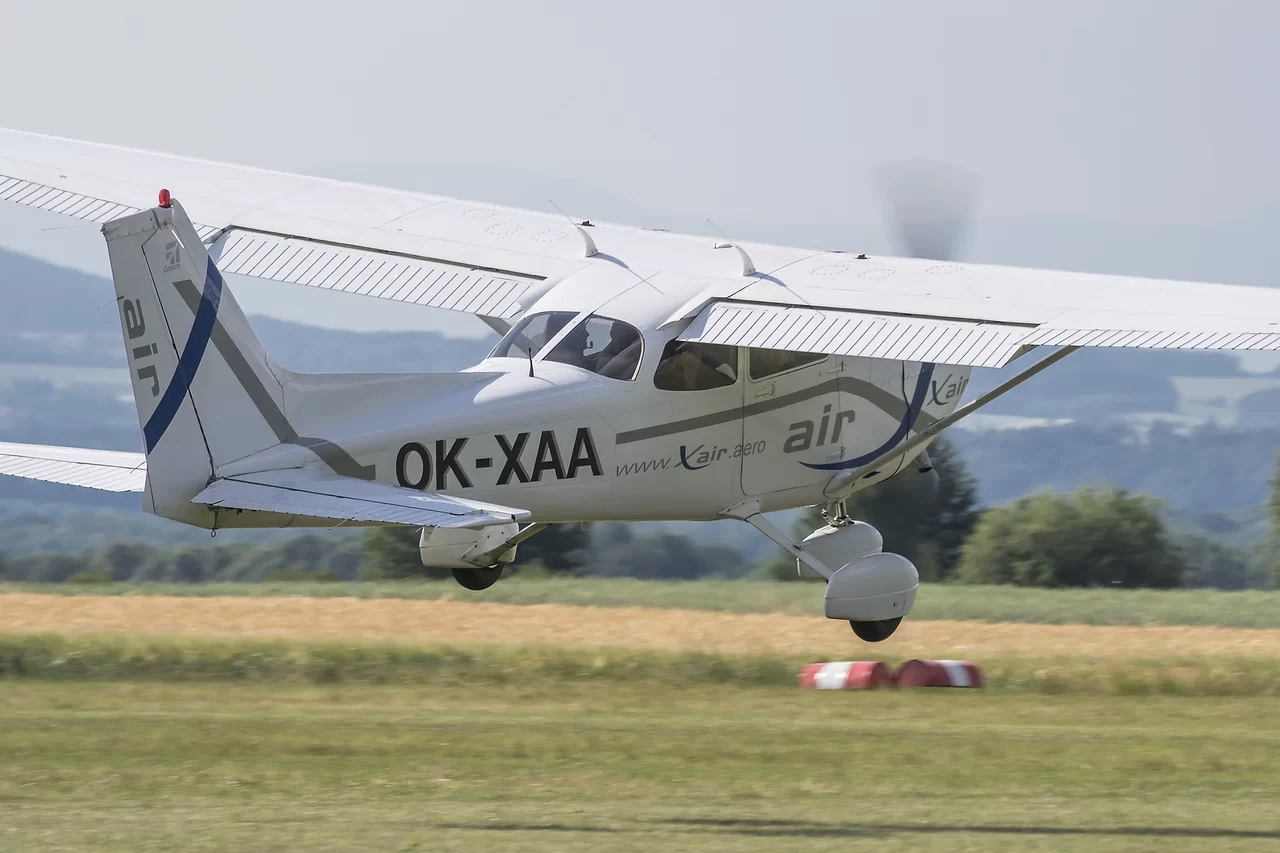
left=158, top=188, right=172, bottom=208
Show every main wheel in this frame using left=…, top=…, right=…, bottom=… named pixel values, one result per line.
left=850, top=617, right=902, bottom=643
left=452, top=565, right=504, bottom=591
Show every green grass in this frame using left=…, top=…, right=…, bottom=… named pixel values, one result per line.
left=0, top=680, right=1277, bottom=852
left=9, top=577, right=1280, bottom=627
left=1, top=633, right=1279, bottom=697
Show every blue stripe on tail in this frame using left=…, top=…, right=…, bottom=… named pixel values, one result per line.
left=142, top=257, right=224, bottom=453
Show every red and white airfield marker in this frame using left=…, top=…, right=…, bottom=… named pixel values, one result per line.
left=798, top=661, right=894, bottom=689
left=799, top=660, right=984, bottom=689
left=895, top=659, right=985, bottom=688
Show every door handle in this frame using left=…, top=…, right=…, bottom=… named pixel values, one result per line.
left=754, top=383, right=775, bottom=398
left=820, top=359, right=846, bottom=376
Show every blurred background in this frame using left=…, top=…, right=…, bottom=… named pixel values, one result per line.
left=2, top=0, right=1280, bottom=588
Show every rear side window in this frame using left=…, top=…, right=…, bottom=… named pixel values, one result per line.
left=749, top=348, right=826, bottom=381
left=489, top=311, right=578, bottom=359
left=654, top=341, right=739, bottom=391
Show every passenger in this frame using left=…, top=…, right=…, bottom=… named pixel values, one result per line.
left=656, top=342, right=736, bottom=390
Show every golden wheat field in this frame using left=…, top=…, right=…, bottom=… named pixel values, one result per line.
left=2, top=592, right=1279, bottom=660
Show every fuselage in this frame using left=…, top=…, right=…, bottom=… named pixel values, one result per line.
left=216, top=263, right=971, bottom=524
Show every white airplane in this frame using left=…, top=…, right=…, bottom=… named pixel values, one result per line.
left=2, top=129, right=1279, bottom=642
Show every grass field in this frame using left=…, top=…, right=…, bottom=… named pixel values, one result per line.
left=1, top=585, right=1277, bottom=851
left=3, top=592, right=1280, bottom=670
left=9, top=577, right=1280, bottom=627
left=1, top=680, right=1278, bottom=852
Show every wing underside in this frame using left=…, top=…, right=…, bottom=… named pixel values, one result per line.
left=0, top=441, right=147, bottom=492
left=677, top=296, right=1280, bottom=368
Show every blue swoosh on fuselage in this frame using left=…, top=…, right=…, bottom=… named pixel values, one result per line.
left=799, top=363, right=936, bottom=471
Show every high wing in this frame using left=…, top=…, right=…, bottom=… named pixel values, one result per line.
left=0, top=443, right=525, bottom=528
left=9, top=127, right=1280, bottom=364
left=0, top=128, right=599, bottom=326
left=674, top=260, right=1280, bottom=368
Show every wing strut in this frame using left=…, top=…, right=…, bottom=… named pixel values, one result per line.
left=822, top=346, right=1079, bottom=499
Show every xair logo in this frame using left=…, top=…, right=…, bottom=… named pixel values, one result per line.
left=163, top=241, right=181, bottom=273
left=121, top=299, right=161, bottom=397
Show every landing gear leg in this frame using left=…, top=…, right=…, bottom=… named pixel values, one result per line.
left=822, top=499, right=851, bottom=527
left=452, top=565, right=504, bottom=590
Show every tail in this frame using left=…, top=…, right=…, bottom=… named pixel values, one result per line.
left=104, top=198, right=289, bottom=524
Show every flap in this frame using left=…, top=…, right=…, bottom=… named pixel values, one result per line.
left=679, top=301, right=1031, bottom=368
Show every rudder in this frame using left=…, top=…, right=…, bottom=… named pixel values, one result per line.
left=104, top=198, right=285, bottom=524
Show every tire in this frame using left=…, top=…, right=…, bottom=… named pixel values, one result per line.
left=849, top=617, right=902, bottom=643
left=452, top=565, right=504, bottom=591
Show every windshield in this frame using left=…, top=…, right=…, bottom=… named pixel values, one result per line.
left=544, top=315, right=644, bottom=381
left=489, top=311, right=578, bottom=359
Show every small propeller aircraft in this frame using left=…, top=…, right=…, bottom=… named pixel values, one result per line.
left=3, top=128, right=1280, bottom=642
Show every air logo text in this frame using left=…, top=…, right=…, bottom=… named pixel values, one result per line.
left=121, top=298, right=161, bottom=397
left=784, top=404, right=855, bottom=454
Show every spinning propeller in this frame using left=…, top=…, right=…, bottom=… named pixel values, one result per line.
left=875, top=160, right=982, bottom=263
left=873, top=160, right=983, bottom=500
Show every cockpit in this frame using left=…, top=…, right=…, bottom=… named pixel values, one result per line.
left=490, top=312, right=644, bottom=381
left=489, top=311, right=741, bottom=390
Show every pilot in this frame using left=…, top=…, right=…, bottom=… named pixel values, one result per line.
left=549, top=323, right=593, bottom=368
left=593, top=324, right=642, bottom=379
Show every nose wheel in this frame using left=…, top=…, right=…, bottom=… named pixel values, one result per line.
left=849, top=617, right=902, bottom=643
left=452, top=565, right=504, bottom=590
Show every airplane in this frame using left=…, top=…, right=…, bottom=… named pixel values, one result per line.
left=3, top=128, right=1280, bottom=643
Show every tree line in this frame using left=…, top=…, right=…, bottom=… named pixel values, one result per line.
left=1, top=436, right=1277, bottom=589
left=764, top=437, right=1274, bottom=590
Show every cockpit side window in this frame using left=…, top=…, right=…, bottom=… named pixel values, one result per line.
left=653, top=340, right=739, bottom=391
left=748, top=348, right=827, bottom=381
left=489, top=311, right=578, bottom=360
left=544, top=315, right=644, bottom=381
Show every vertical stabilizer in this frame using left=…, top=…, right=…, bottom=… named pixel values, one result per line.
left=103, top=199, right=284, bottom=524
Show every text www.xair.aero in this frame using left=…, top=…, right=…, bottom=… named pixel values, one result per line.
left=617, top=441, right=767, bottom=477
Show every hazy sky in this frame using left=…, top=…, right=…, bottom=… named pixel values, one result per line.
left=2, top=1, right=1278, bottom=336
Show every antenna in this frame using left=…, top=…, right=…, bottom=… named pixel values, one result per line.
left=527, top=347, right=535, bottom=378
left=550, top=199, right=660, bottom=295
left=706, top=218, right=756, bottom=276
left=549, top=198, right=599, bottom=258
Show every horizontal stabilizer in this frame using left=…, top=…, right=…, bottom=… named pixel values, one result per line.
left=0, top=442, right=146, bottom=492
left=194, top=468, right=529, bottom=528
